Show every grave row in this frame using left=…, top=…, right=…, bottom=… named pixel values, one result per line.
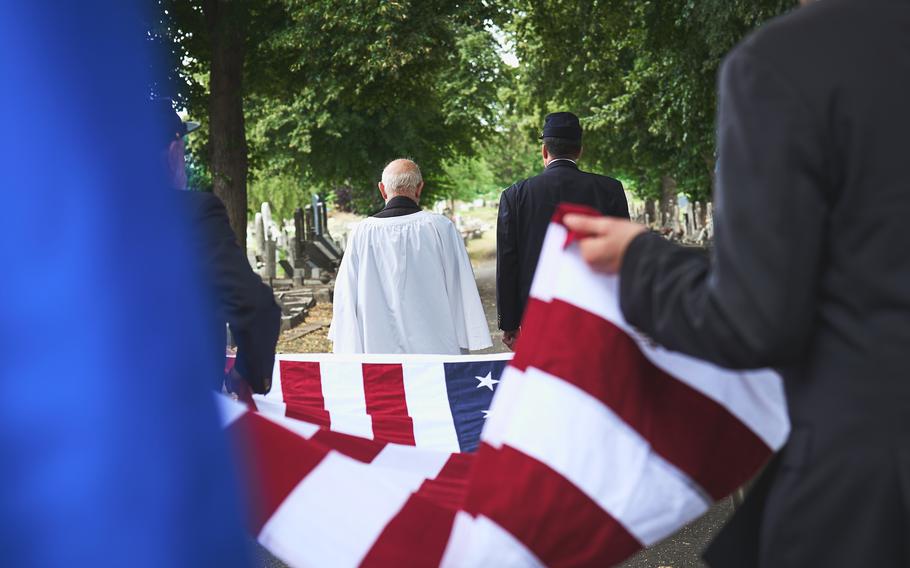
left=247, top=195, right=343, bottom=332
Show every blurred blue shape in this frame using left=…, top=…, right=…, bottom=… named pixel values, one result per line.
left=0, top=3, right=250, bottom=566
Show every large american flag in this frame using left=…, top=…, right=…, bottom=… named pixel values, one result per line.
left=249, top=353, right=510, bottom=452
left=221, top=204, right=789, bottom=567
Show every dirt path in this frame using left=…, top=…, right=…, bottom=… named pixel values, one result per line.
left=472, top=259, right=509, bottom=354
left=275, top=303, right=333, bottom=353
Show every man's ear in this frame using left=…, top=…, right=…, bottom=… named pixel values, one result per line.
left=577, top=145, right=584, bottom=161
left=415, top=181, right=424, bottom=200
left=541, top=144, right=548, bottom=165
left=378, top=182, right=388, bottom=201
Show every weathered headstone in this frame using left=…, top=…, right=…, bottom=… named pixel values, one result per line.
left=311, top=194, right=322, bottom=236
left=293, top=208, right=306, bottom=262
left=291, top=207, right=308, bottom=284
left=277, top=226, right=289, bottom=257
left=278, top=259, right=295, bottom=279
left=253, top=212, right=266, bottom=276
left=265, top=239, right=276, bottom=280
left=319, top=198, right=328, bottom=235
left=261, top=202, right=273, bottom=240
left=304, top=204, right=316, bottom=240
left=258, top=203, right=277, bottom=279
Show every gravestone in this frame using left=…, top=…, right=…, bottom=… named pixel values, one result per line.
left=253, top=212, right=266, bottom=277
left=261, top=203, right=277, bottom=280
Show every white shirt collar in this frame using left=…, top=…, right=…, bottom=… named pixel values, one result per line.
left=546, top=158, right=578, bottom=168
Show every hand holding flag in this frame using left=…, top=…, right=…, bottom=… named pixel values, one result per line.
left=563, top=213, right=647, bottom=274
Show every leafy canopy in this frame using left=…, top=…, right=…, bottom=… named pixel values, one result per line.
left=157, top=0, right=796, bottom=218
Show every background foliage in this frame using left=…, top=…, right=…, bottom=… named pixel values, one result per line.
left=152, top=0, right=794, bottom=221
left=506, top=0, right=793, bottom=202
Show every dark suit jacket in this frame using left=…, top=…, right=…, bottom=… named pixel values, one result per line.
left=619, top=1, right=910, bottom=566
left=497, top=160, right=629, bottom=330
left=179, top=191, right=280, bottom=394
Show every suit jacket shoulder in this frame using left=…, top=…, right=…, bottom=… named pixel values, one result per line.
left=502, top=177, right=529, bottom=199
left=576, top=168, right=624, bottom=191
left=585, top=170, right=622, bottom=185
left=724, top=0, right=869, bottom=98
left=181, top=190, right=228, bottom=221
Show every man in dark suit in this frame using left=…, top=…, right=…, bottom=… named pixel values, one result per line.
left=496, top=112, right=629, bottom=349
left=156, top=100, right=280, bottom=395
left=564, top=0, right=910, bottom=565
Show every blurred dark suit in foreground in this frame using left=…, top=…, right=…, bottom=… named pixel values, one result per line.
left=179, top=190, right=280, bottom=394
left=618, top=1, right=910, bottom=566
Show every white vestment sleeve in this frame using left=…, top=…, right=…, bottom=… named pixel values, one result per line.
left=328, top=227, right=364, bottom=353
left=441, top=222, right=493, bottom=351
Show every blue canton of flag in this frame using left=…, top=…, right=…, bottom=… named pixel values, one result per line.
left=443, top=360, right=508, bottom=451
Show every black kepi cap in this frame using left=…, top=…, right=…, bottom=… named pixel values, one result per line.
left=539, top=111, right=582, bottom=141
left=151, top=98, right=200, bottom=149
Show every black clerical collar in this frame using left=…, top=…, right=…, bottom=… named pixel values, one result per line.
left=372, top=195, right=422, bottom=218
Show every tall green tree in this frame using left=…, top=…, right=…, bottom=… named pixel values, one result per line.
left=154, top=0, right=795, bottom=226
left=157, top=0, right=290, bottom=248
left=159, top=0, right=506, bottom=223
left=244, top=0, right=505, bottom=213
left=507, top=0, right=793, bottom=208
left=205, top=0, right=250, bottom=248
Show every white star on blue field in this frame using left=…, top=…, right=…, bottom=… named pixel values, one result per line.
left=475, top=372, right=500, bottom=391
left=443, top=360, right=507, bottom=451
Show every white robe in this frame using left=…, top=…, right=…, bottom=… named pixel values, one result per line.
left=328, top=211, right=492, bottom=354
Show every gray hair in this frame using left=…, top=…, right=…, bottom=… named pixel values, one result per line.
left=381, top=159, right=423, bottom=197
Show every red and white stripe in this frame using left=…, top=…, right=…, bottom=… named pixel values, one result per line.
left=252, top=353, right=510, bottom=451
left=443, top=206, right=788, bottom=566
left=223, top=205, right=789, bottom=567
left=218, top=395, right=472, bottom=567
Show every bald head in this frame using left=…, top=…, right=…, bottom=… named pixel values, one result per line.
left=379, top=158, right=424, bottom=202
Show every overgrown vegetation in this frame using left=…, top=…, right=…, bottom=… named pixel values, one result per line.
left=148, top=0, right=793, bottom=224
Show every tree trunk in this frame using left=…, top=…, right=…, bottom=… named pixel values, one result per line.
left=204, top=0, right=249, bottom=251
left=659, top=176, right=677, bottom=228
